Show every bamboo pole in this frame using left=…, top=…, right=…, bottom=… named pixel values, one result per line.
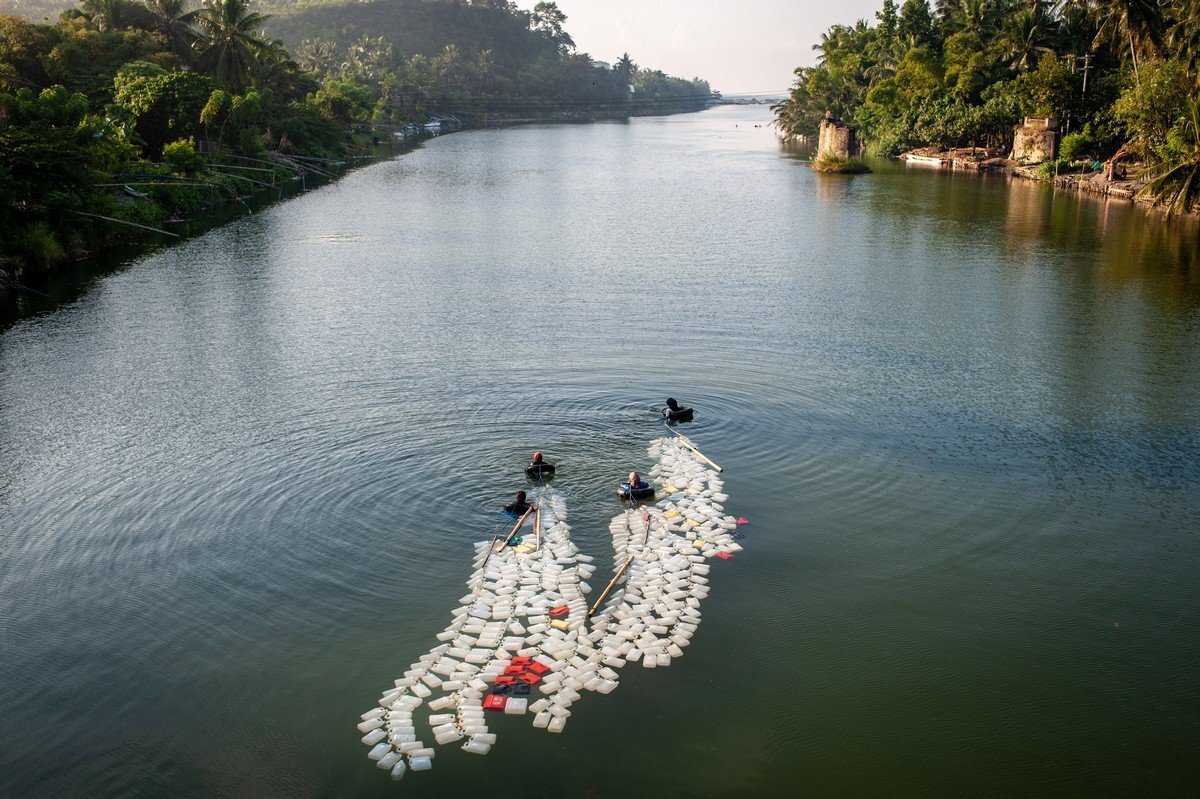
left=71, top=212, right=179, bottom=238
left=665, top=426, right=723, bottom=472
left=588, top=555, right=635, bottom=617
left=496, top=505, right=535, bottom=553
left=534, top=505, right=542, bottom=552
left=478, top=531, right=503, bottom=574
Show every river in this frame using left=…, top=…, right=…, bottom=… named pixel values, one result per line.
left=1, top=105, right=1198, bottom=797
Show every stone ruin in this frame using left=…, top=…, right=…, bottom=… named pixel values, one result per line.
left=817, top=113, right=858, bottom=162
left=1012, top=117, right=1059, bottom=165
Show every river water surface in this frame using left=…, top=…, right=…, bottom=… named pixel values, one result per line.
left=2, top=105, right=1198, bottom=797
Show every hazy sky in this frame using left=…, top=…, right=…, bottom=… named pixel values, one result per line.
left=516, top=0, right=881, bottom=95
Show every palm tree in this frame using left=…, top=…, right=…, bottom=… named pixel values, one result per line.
left=1003, top=3, right=1059, bottom=70
left=296, top=37, right=337, bottom=76
left=143, top=0, right=199, bottom=64
left=1166, top=0, right=1200, bottom=68
left=1138, top=96, right=1200, bottom=215
left=194, top=0, right=277, bottom=91
left=1091, top=0, right=1165, bottom=79
left=80, top=0, right=138, bottom=32
left=435, top=44, right=460, bottom=84
left=471, top=48, right=496, bottom=94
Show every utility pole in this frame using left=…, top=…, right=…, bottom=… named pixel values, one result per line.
left=1081, top=53, right=1092, bottom=97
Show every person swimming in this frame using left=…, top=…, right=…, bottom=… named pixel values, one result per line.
left=618, top=471, right=655, bottom=501
left=662, top=397, right=694, bottom=421
left=525, top=451, right=556, bottom=479
left=504, top=490, right=532, bottom=515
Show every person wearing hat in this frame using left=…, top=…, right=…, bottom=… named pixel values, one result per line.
left=661, top=397, right=694, bottom=421
left=525, top=451, right=555, bottom=479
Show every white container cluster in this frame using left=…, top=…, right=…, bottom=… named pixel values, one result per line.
left=358, top=486, right=595, bottom=777
left=586, top=436, right=742, bottom=692
left=357, top=435, right=741, bottom=778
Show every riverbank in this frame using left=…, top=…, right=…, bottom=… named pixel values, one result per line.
left=0, top=136, right=409, bottom=294
left=0, top=105, right=708, bottom=305
left=895, top=145, right=1169, bottom=212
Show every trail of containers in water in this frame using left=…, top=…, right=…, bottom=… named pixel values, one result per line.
left=357, top=434, right=742, bottom=780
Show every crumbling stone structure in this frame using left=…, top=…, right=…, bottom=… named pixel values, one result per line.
left=817, top=114, right=858, bottom=161
left=1012, top=117, right=1059, bottom=165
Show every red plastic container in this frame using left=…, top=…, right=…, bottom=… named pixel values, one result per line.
left=511, top=657, right=532, bottom=667
left=528, top=662, right=551, bottom=676
left=483, top=694, right=508, bottom=712
left=503, top=665, right=524, bottom=676
left=716, top=551, right=735, bottom=560
left=495, top=675, right=517, bottom=686
left=518, top=672, right=543, bottom=686
left=549, top=606, right=569, bottom=618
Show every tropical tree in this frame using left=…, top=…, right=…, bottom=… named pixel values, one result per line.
left=471, top=48, right=496, bottom=94
left=1002, top=3, right=1059, bottom=71
left=615, top=52, right=637, bottom=85
left=79, top=0, right=140, bottom=32
left=1139, top=95, right=1200, bottom=214
left=194, top=0, right=278, bottom=91
left=1092, top=0, right=1166, bottom=78
left=296, top=37, right=337, bottom=76
left=142, top=0, right=199, bottom=63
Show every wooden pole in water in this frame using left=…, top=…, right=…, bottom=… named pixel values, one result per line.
left=588, top=555, right=635, bottom=617
left=71, top=211, right=179, bottom=238
left=534, top=505, right=542, bottom=551
left=665, top=427, right=723, bottom=473
left=497, top=505, right=535, bottom=553
left=478, top=531, right=503, bottom=574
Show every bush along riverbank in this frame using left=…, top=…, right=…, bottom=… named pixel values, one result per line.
left=1, top=0, right=715, bottom=286
left=772, top=0, right=1200, bottom=217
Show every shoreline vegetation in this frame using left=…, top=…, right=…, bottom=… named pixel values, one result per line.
left=772, top=0, right=1200, bottom=218
left=0, top=0, right=715, bottom=286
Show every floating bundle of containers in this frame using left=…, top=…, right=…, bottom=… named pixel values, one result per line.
left=357, top=435, right=741, bottom=778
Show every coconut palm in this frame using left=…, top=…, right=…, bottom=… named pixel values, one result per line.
left=194, top=0, right=277, bottom=91
left=143, top=0, right=199, bottom=64
left=471, top=48, right=496, bottom=94
left=1003, top=4, right=1059, bottom=70
left=1091, top=0, right=1165, bottom=77
left=1166, top=0, right=1200, bottom=67
left=1139, top=97, right=1200, bottom=215
left=80, top=0, right=139, bottom=32
left=296, top=37, right=337, bottom=76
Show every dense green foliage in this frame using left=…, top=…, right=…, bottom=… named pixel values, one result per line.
left=774, top=0, right=1200, bottom=213
left=271, top=0, right=712, bottom=119
left=2, top=0, right=713, bottom=273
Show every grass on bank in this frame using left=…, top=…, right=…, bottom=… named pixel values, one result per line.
left=811, top=155, right=872, bottom=174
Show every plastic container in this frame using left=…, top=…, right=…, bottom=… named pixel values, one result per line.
left=409, top=756, right=433, bottom=772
